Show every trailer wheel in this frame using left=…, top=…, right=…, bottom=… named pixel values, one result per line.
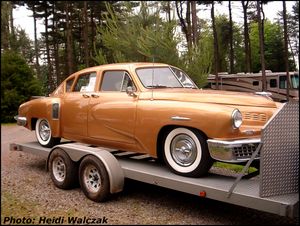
left=49, top=148, right=78, bottom=189
left=163, top=127, right=213, bottom=177
left=35, top=118, right=60, bottom=148
left=79, top=155, right=110, bottom=202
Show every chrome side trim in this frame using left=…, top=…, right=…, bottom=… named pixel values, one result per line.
left=207, top=138, right=261, bottom=163
left=171, top=116, right=191, bottom=121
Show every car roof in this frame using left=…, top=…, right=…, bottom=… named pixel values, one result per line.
left=75, top=62, right=170, bottom=75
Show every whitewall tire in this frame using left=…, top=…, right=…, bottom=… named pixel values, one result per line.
left=163, top=127, right=213, bottom=177
left=35, top=118, right=60, bottom=148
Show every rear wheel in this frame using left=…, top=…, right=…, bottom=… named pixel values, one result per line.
left=79, top=155, right=110, bottom=202
left=163, top=127, right=213, bottom=177
left=35, top=118, right=60, bottom=148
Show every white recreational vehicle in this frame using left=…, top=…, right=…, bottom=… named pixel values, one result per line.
left=206, top=71, right=299, bottom=102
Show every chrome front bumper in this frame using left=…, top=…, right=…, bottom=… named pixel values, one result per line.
left=14, top=115, right=27, bottom=126
left=207, top=138, right=261, bottom=163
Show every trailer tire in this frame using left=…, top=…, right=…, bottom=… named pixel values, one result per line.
left=79, top=155, right=110, bottom=202
left=49, top=148, right=78, bottom=189
left=163, top=127, right=213, bottom=177
left=35, top=118, right=60, bottom=148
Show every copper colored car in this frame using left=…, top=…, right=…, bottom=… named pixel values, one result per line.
left=15, top=63, right=281, bottom=177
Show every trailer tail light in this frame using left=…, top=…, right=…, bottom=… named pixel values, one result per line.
left=199, top=191, right=206, bottom=197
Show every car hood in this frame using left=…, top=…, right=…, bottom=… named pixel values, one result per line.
left=149, top=89, right=277, bottom=108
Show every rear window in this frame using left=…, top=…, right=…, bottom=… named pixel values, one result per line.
left=73, top=72, right=97, bottom=92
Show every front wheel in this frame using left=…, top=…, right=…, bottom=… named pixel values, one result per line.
left=163, top=127, right=213, bottom=177
left=48, top=148, right=78, bottom=189
left=35, top=118, right=60, bottom=148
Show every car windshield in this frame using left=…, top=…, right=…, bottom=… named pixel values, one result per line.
left=136, top=67, right=197, bottom=89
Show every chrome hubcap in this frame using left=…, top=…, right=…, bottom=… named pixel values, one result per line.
left=84, top=165, right=101, bottom=193
left=39, top=120, right=50, bottom=141
left=170, top=134, right=197, bottom=166
left=52, top=157, right=66, bottom=182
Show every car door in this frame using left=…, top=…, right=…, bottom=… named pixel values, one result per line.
left=88, top=70, right=137, bottom=144
left=61, top=72, right=97, bottom=138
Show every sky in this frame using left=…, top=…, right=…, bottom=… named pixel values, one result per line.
left=13, top=1, right=297, bottom=41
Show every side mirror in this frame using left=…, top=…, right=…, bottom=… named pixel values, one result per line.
left=126, top=86, right=137, bottom=97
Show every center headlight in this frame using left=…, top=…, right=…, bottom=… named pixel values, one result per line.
left=232, top=109, right=242, bottom=129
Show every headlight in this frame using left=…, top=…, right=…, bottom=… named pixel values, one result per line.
left=232, top=109, right=242, bottom=129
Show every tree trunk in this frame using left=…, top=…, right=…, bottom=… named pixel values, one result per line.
left=191, top=1, right=198, bottom=45
left=32, top=4, right=41, bottom=79
left=261, top=3, right=265, bottom=60
left=52, top=2, right=60, bottom=86
left=212, top=1, right=219, bottom=89
left=229, top=1, right=234, bottom=74
left=257, top=1, right=266, bottom=91
left=242, top=1, right=251, bottom=73
left=167, top=1, right=171, bottom=22
left=9, top=2, right=15, bottom=49
left=283, top=1, right=290, bottom=101
left=9, top=2, right=14, bottom=38
left=1, top=2, right=10, bottom=50
left=91, top=6, right=95, bottom=66
left=186, top=1, right=192, bottom=50
left=83, top=1, right=89, bottom=67
left=44, top=4, right=54, bottom=94
left=175, top=1, right=189, bottom=51
left=66, top=2, right=74, bottom=75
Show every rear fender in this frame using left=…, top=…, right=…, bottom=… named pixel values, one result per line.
left=20, top=98, right=61, bottom=137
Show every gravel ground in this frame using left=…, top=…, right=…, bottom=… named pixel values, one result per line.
left=1, top=125, right=298, bottom=225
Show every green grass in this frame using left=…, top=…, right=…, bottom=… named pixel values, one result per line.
left=213, top=162, right=257, bottom=174
left=1, top=191, right=87, bottom=225
left=1, top=123, right=17, bottom=126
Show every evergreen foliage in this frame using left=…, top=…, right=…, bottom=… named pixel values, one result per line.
left=93, top=2, right=212, bottom=87
left=1, top=51, right=43, bottom=122
left=250, top=20, right=297, bottom=72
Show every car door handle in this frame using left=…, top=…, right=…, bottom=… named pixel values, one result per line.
left=82, top=93, right=90, bottom=98
left=91, top=94, right=99, bottom=98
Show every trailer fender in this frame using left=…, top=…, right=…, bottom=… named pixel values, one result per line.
left=47, top=144, right=124, bottom=194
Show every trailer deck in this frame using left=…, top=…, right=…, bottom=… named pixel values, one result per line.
left=10, top=141, right=299, bottom=218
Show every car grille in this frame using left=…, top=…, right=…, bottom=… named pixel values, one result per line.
left=233, top=143, right=260, bottom=159
left=244, top=112, right=267, bottom=122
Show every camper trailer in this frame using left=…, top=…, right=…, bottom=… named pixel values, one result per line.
left=206, top=71, right=299, bottom=102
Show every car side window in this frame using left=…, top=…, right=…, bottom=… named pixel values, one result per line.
left=121, top=73, right=136, bottom=91
left=66, top=78, right=75, bottom=92
left=73, top=72, right=97, bottom=92
left=170, top=66, right=195, bottom=88
left=101, top=71, right=135, bottom=92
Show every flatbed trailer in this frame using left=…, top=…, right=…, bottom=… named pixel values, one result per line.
left=9, top=102, right=299, bottom=219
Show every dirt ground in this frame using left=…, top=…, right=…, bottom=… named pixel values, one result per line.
left=1, top=125, right=298, bottom=225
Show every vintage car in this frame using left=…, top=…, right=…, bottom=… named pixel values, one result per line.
left=15, top=62, right=281, bottom=177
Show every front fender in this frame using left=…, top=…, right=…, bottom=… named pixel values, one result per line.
left=135, top=100, right=236, bottom=157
